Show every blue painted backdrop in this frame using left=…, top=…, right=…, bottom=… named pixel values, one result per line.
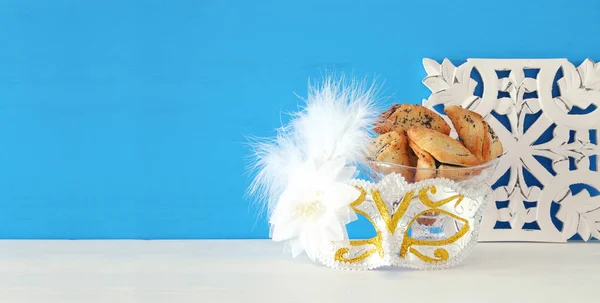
left=0, top=0, right=598, bottom=239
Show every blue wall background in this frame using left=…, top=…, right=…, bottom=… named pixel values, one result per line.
left=0, top=0, right=598, bottom=239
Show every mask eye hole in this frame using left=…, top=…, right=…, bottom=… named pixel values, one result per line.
left=408, top=211, right=468, bottom=240
left=400, top=210, right=472, bottom=263
left=409, top=211, right=447, bottom=239
left=346, top=213, right=377, bottom=240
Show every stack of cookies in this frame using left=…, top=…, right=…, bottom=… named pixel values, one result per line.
left=367, top=104, right=503, bottom=182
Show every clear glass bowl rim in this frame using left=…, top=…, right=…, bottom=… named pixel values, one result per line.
left=366, top=155, right=501, bottom=172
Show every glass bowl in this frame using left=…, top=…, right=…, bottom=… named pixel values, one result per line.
left=363, top=158, right=500, bottom=186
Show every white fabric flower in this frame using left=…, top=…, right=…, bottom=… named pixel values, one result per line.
left=269, top=157, right=360, bottom=260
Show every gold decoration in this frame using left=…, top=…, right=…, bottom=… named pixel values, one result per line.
left=334, top=188, right=415, bottom=263
left=372, top=190, right=413, bottom=233
left=335, top=187, right=384, bottom=263
left=418, top=186, right=464, bottom=208
left=391, top=190, right=414, bottom=233
left=334, top=185, right=469, bottom=265
left=409, top=247, right=450, bottom=263
left=350, top=187, right=367, bottom=208
left=334, top=234, right=383, bottom=263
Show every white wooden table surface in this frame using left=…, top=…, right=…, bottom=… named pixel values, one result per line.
left=0, top=240, right=598, bottom=302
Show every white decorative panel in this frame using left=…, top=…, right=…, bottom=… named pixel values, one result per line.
left=421, top=58, right=600, bottom=242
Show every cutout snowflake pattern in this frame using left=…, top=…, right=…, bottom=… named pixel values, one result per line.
left=422, top=58, right=600, bottom=242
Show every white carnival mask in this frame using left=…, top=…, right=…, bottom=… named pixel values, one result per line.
left=315, top=160, right=497, bottom=270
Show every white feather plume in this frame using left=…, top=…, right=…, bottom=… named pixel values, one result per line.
left=293, top=75, right=380, bottom=164
left=246, top=74, right=381, bottom=216
left=246, top=130, right=304, bottom=216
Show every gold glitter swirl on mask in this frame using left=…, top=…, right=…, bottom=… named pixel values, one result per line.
left=393, top=190, right=414, bottom=229
left=399, top=209, right=470, bottom=262
left=418, top=186, right=464, bottom=208
left=350, top=187, right=367, bottom=208
left=334, top=189, right=416, bottom=264
left=334, top=234, right=383, bottom=263
left=409, top=247, right=449, bottom=263
left=334, top=187, right=384, bottom=264
left=372, top=190, right=414, bottom=234
left=371, top=190, right=392, bottom=233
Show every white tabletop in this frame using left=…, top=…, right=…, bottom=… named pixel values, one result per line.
left=0, top=240, right=598, bottom=302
